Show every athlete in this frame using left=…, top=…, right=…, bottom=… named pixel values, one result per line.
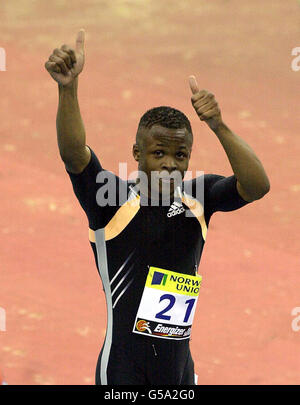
left=45, top=30, right=270, bottom=385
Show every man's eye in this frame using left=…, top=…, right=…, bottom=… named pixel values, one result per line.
left=154, top=150, right=164, bottom=157
left=176, top=152, right=186, bottom=159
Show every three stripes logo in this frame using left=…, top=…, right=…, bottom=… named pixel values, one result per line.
left=167, top=201, right=185, bottom=218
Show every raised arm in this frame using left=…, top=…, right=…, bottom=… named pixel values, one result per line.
left=189, top=75, right=270, bottom=202
left=45, top=29, right=90, bottom=173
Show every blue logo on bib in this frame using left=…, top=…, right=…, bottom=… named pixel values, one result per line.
left=152, top=271, right=167, bottom=286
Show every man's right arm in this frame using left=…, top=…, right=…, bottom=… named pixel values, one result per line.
left=45, top=29, right=90, bottom=173
left=57, top=77, right=91, bottom=173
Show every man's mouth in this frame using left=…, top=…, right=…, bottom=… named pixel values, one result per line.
left=160, top=178, right=175, bottom=184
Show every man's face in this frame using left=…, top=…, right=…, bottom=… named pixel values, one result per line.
left=133, top=124, right=192, bottom=198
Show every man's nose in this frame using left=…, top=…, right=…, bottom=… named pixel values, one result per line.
left=161, top=158, right=177, bottom=173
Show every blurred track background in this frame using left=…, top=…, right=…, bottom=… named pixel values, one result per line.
left=0, top=0, right=299, bottom=385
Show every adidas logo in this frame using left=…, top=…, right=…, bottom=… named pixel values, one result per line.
left=167, top=201, right=185, bottom=218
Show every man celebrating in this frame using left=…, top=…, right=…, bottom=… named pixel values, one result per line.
left=45, top=30, right=270, bottom=385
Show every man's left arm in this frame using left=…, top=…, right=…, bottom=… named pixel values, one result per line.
left=189, top=75, right=270, bottom=202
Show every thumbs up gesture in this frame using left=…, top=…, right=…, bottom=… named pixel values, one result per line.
left=189, top=75, right=222, bottom=131
left=45, top=29, right=85, bottom=86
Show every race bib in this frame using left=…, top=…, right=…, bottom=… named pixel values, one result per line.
left=133, top=266, right=202, bottom=340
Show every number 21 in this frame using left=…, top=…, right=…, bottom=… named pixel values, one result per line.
left=155, top=295, right=196, bottom=323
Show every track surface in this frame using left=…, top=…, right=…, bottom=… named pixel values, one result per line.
left=0, top=0, right=300, bottom=385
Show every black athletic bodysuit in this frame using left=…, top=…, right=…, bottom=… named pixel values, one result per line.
left=66, top=146, right=250, bottom=385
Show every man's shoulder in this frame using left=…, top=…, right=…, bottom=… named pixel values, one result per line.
left=183, top=173, right=225, bottom=198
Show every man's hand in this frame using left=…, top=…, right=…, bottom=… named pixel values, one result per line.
left=45, top=29, right=85, bottom=87
left=189, top=75, right=223, bottom=131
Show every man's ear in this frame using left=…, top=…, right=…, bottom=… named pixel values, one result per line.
left=132, top=144, right=140, bottom=162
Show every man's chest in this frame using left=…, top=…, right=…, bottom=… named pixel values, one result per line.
left=130, top=204, right=202, bottom=249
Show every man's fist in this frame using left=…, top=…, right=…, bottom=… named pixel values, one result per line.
left=189, top=75, right=222, bottom=130
left=45, top=29, right=85, bottom=86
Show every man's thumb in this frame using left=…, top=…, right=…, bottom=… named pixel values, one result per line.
left=189, top=75, right=199, bottom=94
left=76, top=29, right=85, bottom=53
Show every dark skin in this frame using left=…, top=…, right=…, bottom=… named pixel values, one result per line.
left=132, top=125, right=193, bottom=198
left=45, top=30, right=270, bottom=203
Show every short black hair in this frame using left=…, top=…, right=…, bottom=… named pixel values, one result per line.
left=136, top=106, right=193, bottom=143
